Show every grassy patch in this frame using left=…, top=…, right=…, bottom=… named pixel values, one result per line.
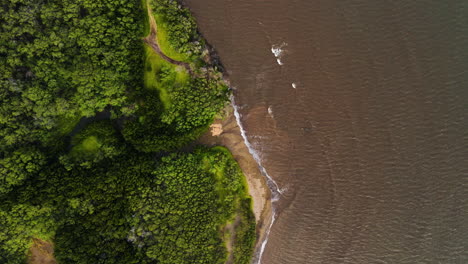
left=81, top=136, right=99, bottom=152
left=154, top=14, right=192, bottom=62
left=70, top=136, right=100, bottom=157
left=175, top=65, right=190, bottom=84
left=203, top=147, right=256, bottom=264
left=143, top=45, right=171, bottom=108
left=143, top=45, right=190, bottom=109
left=63, top=121, right=123, bottom=169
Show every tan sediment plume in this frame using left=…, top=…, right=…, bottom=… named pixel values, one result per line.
left=197, top=105, right=273, bottom=256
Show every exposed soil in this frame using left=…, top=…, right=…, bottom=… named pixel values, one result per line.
left=27, top=238, right=57, bottom=264
left=210, top=123, right=224, bottom=136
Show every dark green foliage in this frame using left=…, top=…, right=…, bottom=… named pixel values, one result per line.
left=151, top=0, right=203, bottom=55
left=128, top=150, right=230, bottom=263
left=122, top=77, right=228, bottom=152
left=1, top=148, right=253, bottom=263
left=48, top=161, right=142, bottom=264
left=0, top=0, right=144, bottom=147
left=161, top=77, right=229, bottom=132
left=0, top=204, right=56, bottom=263
left=60, top=121, right=124, bottom=169
left=0, top=0, right=256, bottom=263
left=0, top=147, right=46, bottom=194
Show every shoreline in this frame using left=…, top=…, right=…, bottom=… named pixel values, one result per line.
left=149, top=0, right=274, bottom=259
left=197, top=104, right=273, bottom=261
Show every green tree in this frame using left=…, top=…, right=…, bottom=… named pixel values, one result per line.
left=0, top=204, right=56, bottom=264
left=60, top=121, right=124, bottom=169
left=0, top=147, right=46, bottom=194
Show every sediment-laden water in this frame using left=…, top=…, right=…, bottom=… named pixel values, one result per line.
left=185, top=1, right=468, bottom=263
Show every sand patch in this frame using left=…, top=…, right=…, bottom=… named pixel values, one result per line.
left=28, top=238, right=57, bottom=264
left=210, top=123, right=223, bottom=136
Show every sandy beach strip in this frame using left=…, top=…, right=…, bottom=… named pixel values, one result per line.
left=197, top=105, right=273, bottom=257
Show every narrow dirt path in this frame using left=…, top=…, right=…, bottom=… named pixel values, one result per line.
left=224, top=214, right=242, bottom=264
left=144, top=2, right=193, bottom=75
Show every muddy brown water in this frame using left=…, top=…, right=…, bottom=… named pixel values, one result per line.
left=184, top=1, right=468, bottom=263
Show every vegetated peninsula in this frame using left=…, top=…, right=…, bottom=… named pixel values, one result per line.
left=0, top=0, right=270, bottom=263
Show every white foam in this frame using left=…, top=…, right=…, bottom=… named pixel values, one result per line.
left=271, top=46, right=283, bottom=57
left=231, top=96, right=284, bottom=195
left=267, top=106, right=274, bottom=118
left=271, top=42, right=287, bottom=66
left=230, top=95, right=284, bottom=264
left=257, top=211, right=277, bottom=264
left=292, top=82, right=297, bottom=89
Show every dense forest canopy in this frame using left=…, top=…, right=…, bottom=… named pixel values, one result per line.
left=0, top=0, right=255, bottom=263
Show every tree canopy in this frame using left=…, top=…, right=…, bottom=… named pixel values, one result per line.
left=0, top=0, right=256, bottom=263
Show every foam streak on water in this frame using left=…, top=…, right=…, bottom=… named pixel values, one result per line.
left=271, top=42, right=287, bottom=65
left=230, top=95, right=283, bottom=264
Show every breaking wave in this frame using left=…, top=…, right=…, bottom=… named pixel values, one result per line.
left=267, top=106, right=274, bottom=118
left=271, top=42, right=287, bottom=65
left=230, top=95, right=284, bottom=264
